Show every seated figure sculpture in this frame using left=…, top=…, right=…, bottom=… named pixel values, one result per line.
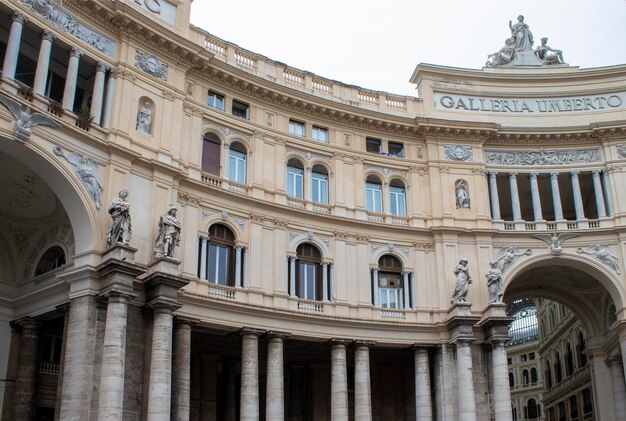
left=486, top=38, right=516, bottom=67
left=535, top=37, right=564, bottom=65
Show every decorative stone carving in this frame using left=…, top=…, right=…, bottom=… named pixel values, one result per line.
left=485, top=149, right=600, bottom=165
left=53, top=146, right=103, bottom=208
left=286, top=147, right=331, bottom=163
left=617, top=144, right=626, bottom=158
left=577, top=245, right=621, bottom=274
left=154, top=204, right=182, bottom=258
left=136, top=102, right=152, bottom=134
left=455, top=180, right=470, bottom=209
left=485, top=267, right=503, bottom=304
left=221, top=210, right=228, bottom=220
left=532, top=233, right=579, bottom=256
left=509, top=15, right=534, bottom=52
left=535, top=37, right=564, bottom=65
left=21, top=0, right=115, bottom=57
left=202, top=120, right=251, bottom=142
left=444, top=145, right=473, bottom=161
left=485, top=37, right=516, bottom=67
left=135, top=50, right=168, bottom=80
left=450, top=258, right=472, bottom=304
left=106, top=189, right=131, bottom=246
left=491, top=247, right=532, bottom=273
left=363, top=165, right=407, bottom=178
left=0, top=93, right=59, bottom=143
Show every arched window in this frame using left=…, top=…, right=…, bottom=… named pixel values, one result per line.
left=198, top=224, right=236, bottom=286
left=522, top=369, right=529, bottom=385
left=365, top=175, right=383, bottom=213
left=35, top=246, right=66, bottom=276
left=554, top=352, right=562, bottom=383
left=565, top=343, right=574, bottom=376
left=527, top=398, right=539, bottom=419
left=296, top=243, right=322, bottom=301
left=577, top=332, right=587, bottom=367
left=376, top=255, right=404, bottom=309
left=228, top=142, right=246, bottom=184
left=389, top=179, right=406, bottom=216
left=545, top=360, right=552, bottom=388
left=530, top=367, right=538, bottom=383
left=287, top=158, right=304, bottom=199
left=311, top=164, right=329, bottom=204
left=201, top=132, right=221, bottom=175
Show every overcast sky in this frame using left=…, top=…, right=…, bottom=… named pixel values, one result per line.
left=189, top=0, right=626, bottom=97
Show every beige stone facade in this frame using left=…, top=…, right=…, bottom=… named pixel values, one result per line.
left=0, top=1, right=625, bottom=420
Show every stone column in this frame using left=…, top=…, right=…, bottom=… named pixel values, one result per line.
left=330, top=340, right=349, bottom=421
left=102, top=71, right=117, bottom=129
left=91, top=62, right=108, bottom=125
left=529, top=172, right=543, bottom=221
left=147, top=304, right=177, bottom=421
left=199, top=237, right=208, bottom=279
left=508, top=172, right=522, bottom=221
left=243, top=247, right=249, bottom=288
left=12, top=319, right=38, bottom=421
left=621, top=337, right=626, bottom=391
left=289, top=256, right=296, bottom=296
left=33, top=30, right=55, bottom=96
left=456, top=341, right=477, bottom=421
left=97, top=293, right=132, bottom=421
left=1, top=322, right=21, bottom=421
left=172, top=319, right=193, bottom=421
left=382, top=182, right=390, bottom=214
left=2, top=12, right=26, bottom=80
left=235, top=246, right=243, bottom=287
left=592, top=170, right=607, bottom=218
left=491, top=342, right=513, bottom=421
left=414, top=347, right=432, bottom=421
left=223, top=142, right=231, bottom=179
left=305, top=167, right=312, bottom=201
left=570, top=171, right=585, bottom=220
left=402, top=272, right=410, bottom=309
left=602, top=171, right=614, bottom=216
left=62, top=48, right=84, bottom=111
left=488, top=172, right=501, bottom=220
left=550, top=172, right=564, bottom=220
left=266, top=332, right=289, bottom=421
left=608, top=357, right=626, bottom=419
left=240, top=329, right=262, bottom=421
left=329, top=264, right=334, bottom=302
left=354, top=342, right=373, bottom=421
left=322, top=262, right=329, bottom=301
left=371, top=268, right=380, bottom=306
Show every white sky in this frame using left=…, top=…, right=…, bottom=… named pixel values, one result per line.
left=189, top=0, right=626, bottom=97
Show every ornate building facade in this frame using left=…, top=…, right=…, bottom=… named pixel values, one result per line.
left=0, top=1, right=625, bottom=420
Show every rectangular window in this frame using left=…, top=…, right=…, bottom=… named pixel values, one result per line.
left=299, top=262, right=317, bottom=300
left=232, top=100, right=249, bottom=119
left=228, top=150, right=246, bottom=184
left=379, top=272, right=402, bottom=309
left=207, top=90, right=225, bottom=110
left=366, top=137, right=382, bottom=153
left=208, top=243, right=230, bottom=285
left=529, top=352, right=536, bottom=360
left=312, top=172, right=328, bottom=204
left=366, top=183, right=382, bottom=213
left=389, top=186, right=406, bottom=216
left=287, top=167, right=304, bottom=198
left=521, top=354, right=528, bottom=362
left=312, top=126, right=328, bottom=143
left=289, top=120, right=305, bottom=137
left=388, top=141, right=405, bottom=157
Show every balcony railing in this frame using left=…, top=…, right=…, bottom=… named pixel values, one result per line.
left=297, top=300, right=324, bottom=313
left=40, top=362, right=60, bottom=375
left=206, top=283, right=236, bottom=300
left=494, top=219, right=609, bottom=231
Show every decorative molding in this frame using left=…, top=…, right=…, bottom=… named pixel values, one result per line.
left=0, top=93, right=59, bottom=143
left=202, top=119, right=251, bottom=142
left=162, top=90, right=176, bottom=101
left=617, top=144, right=626, bottom=158
left=485, top=149, right=601, bottom=166
left=286, top=147, right=332, bottom=163
left=490, top=247, right=532, bottom=273
left=363, top=164, right=407, bottom=178
left=444, top=145, right=473, bottom=161
left=135, top=49, right=168, bottom=80
left=52, top=145, right=103, bottom=208
left=21, top=0, right=116, bottom=57
left=577, top=245, right=621, bottom=274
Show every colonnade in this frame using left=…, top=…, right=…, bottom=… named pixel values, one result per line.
left=2, top=11, right=116, bottom=128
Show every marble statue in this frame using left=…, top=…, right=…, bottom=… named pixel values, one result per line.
left=0, top=93, right=59, bottom=143
left=154, top=204, right=182, bottom=258
left=136, top=102, right=152, bottom=133
left=455, top=182, right=470, bottom=209
left=450, top=258, right=472, bottom=304
left=107, top=189, right=132, bottom=246
left=485, top=267, right=504, bottom=304
left=486, top=38, right=517, bottom=67
left=532, top=233, right=578, bottom=256
left=509, top=15, right=534, bottom=51
left=535, top=37, right=564, bottom=65
left=53, top=146, right=103, bottom=208
left=491, top=247, right=532, bottom=273
left=577, top=245, right=621, bottom=274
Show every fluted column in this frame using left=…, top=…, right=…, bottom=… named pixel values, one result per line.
left=592, top=170, right=607, bottom=218
left=488, top=172, right=501, bottom=220
left=147, top=305, right=176, bottom=421
left=354, top=342, right=373, bottom=421
left=266, top=332, right=289, bottom=421
left=330, top=340, right=349, bottom=421
left=609, top=357, right=626, bottom=419
left=491, top=342, right=513, bottom=421
left=12, top=319, right=38, bottom=421
left=98, top=293, right=132, bottom=421
left=602, top=171, right=614, bottom=216
left=33, top=30, right=55, bottom=96
left=414, top=347, right=432, bottom=421
left=62, top=48, right=84, bottom=111
left=91, top=62, right=108, bottom=125
left=2, top=12, right=26, bottom=80
left=509, top=172, right=522, bottom=221
left=371, top=268, right=380, bottom=306
left=102, top=71, right=117, bottom=129
left=570, top=171, right=585, bottom=220
left=550, top=172, right=564, bottom=220
left=529, top=172, right=543, bottom=221
left=240, top=329, right=262, bottom=421
left=172, top=319, right=192, bottom=421
left=456, top=341, right=477, bottom=421
left=289, top=256, right=296, bottom=296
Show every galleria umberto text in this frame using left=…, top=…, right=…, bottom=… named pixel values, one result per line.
left=0, top=1, right=625, bottom=421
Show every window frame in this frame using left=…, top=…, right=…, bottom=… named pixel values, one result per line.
left=312, top=126, right=328, bottom=143
left=377, top=255, right=404, bottom=309
left=389, top=185, right=406, bottom=216
left=228, top=145, right=247, bottom=184
left=232, top=99, right=249, bottom=119
left=287, top=162, right=304, bottom=199
left=311, top=168, right=329, bottom=204
left=289, top=119, right=305, bottom=138
left=295, top=243, right=323, bottom=301
left=365, top=181, right=383, bottom=213
left=201, top=224, right=236, bottom=287
left=388, top=141, right=405, bottom=157
left=207, top=90, right=225, bottom=111
left=366, top=137, right=382, bottom=153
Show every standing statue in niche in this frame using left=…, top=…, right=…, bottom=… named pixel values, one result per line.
left=485, top=267, right=504, bottom=304
left=136, top=102, right=152, bottom=134
left=535, top=37, right=564, bottom=65
left=450, top=258, right=472, bottom=304
left=107, top=189, right=132, bottom=246
left=154, top=204, right=182, bottom=258
left=455, top=182, right=470, bottom=209
left=509, top=15, right=534, bottom=51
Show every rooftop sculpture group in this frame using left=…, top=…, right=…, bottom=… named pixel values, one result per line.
left=486, top=15, right=565, bottom=67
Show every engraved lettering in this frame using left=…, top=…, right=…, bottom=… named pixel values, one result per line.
left=455, top=98, right=468, bottom=110
left=440, top=96, right=455, bottom=108
left=607, top=95, right=623, bottom=107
